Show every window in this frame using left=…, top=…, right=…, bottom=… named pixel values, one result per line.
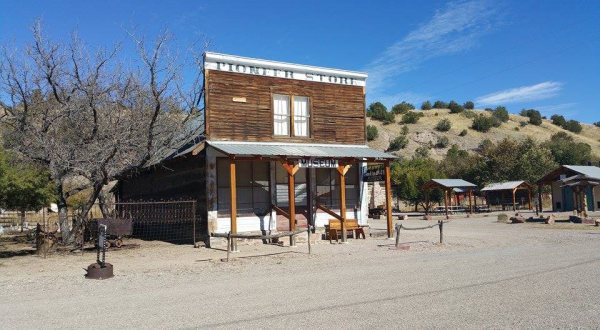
left=273, top=94, right=310, bottom=137
left=273, top=94, right=290, bottom=136
left=294, top=96, right=310, bottom=137
left=316, top=167, right=359, bottom=209
left=217, top=159, right=270, bottom=217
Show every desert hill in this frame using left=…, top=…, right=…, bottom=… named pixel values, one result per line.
left=367, top=109, right=600, bottom=160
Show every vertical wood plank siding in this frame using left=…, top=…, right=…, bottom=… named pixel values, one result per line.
left=206, top=70, right=366, bottom=144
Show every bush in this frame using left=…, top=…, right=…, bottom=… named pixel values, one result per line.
left=433, top=100, right=448, bottom=109
left=514, top=127, right=520, bottom=131
left=401, top=111, right=424, bottom=124
left=520, top=109, right=542, bottom=126
left=472, top=114, right=495, bottom=132
left=463, top=110, right=477, bottom=119
left=484, top=107, right=494, bottom=112
left=551, top=114, right=567, bottom=127
left=391, top=101, right=415, bottom=114
left=435, top=136, right=450, bottom=148
left=594, top=121, right=600, bottom=128
left=463, top=101, right=474, bottom=109
left=520, top=121, right=528, bottom=127
left=493, top=106, right=509, bottom=123
left=435, top=118, right=452, bottom=132
left=421, top=100, right=432, bottom=110
left=366, top=125, right=378, bottom=141
left=564, top=120, right=583, bottom=133
left=367, top=102, right=395, bottom=124
left=387, top=135, right=408, bottom=151
left=459, top=129, right=468, bottom=136
left=414, top=145, right=430, bottom=158
left=401, top=125, right=409, bottom=135
left=448, top=100, right=464, bottom=113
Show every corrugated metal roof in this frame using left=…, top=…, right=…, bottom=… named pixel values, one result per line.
left=481, top=181, right=526, bottom=191
left=564, top=165, right=600, bottom=179
left=431, top=179, right=477, bottom=188
left=207, top=141, right=396, bottom=160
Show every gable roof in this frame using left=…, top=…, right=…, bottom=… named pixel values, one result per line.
left=423, top=179, right=477, bottom=190
left=481, top=181, right=532, bottom=192
left=563, top=165, right=600, bottom=179
left=537, top=165, right=600, bottom=184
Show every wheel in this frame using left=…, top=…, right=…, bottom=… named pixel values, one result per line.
left=113, top=239, right=123, bottom=248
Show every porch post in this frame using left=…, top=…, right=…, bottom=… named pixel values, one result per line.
left=282, top=161, right=299, bottom=246
left=528, top=188, right=533, bottom=210
left=229, top=158, right=237, bottom=252
left=512, top=188, right=517, bottom=211
left=468, top=189, right=473, bottom=214
left=537, top=184, right=543, bottom=214
left=582, top=189, right=589, bottom=218
left=384, top=161, right=393, bottom=238
left=337, top=163, right=351, bottom=243
left=444, top=189, right=449, bottom=219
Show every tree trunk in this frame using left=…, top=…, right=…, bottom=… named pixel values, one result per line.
left=56, top=183, right=72, bottom=243
left=97, top=190, right=111, bottom=218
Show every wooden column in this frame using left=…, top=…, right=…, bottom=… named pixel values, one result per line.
left=537, top=184, right=543, bottom=214
left=229, top=158, right=237, bottom=252
left=573, top=187, right=579, bottom=216
left=582, top=189, right=589, bottom=218
left=282, top=161, right=299, bottom=246
left=528, top=188, right=533, bottom=210
left=468, top=189, right=473, bottom=214
left=337, top=164, right=351, bottom=243
left=384, top=161, right=393, bottom=238
left=512, top=188, right=517, bottom=211
left=444, top=189, right=449, bottom=219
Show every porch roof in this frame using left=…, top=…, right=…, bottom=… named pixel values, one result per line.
left=481, top=181, right=533, bottom=192
left=206, top=140, right=396, bottom=161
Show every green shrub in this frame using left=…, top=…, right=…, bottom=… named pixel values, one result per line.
left=551, top=114, right=567, bottom=127
left=433, top=100, right=448, bottom=109
left=387, top=135, right=409, bottom=151
left=463, top=101, right=475, bottom=110
left=401, top=125, right=409, bottom=135
left=421, top=100, right=432, bottom=110
left=514, top=127, right=520, bottom=131
left=472, top=114, right=495, bottom=132
left=414, top=145, right=430, bottom=158
left=391, top=101, right=415, bottom=114
left=463, top=110, right=477, bottom=119
left=520, top=121, right=528, bottom=127
left=367, top=102, right=395, bottom=124
left=435, top=136, right=450, bottom=148
left=564, top=120, right=583, bottom=133
left=493, top=106, right=509, bottom=122
left=366, top=125, right=378, bottom=141
left=459, top=129, right=468, bottom=136
left=435, top=118, right=452, bottom=132
left=401, top=111, right=424, bottom=124
left=448, top=100, right=464, bottom=113
left=484, top=107, right=494, bottom=112
left=520, top=109, right=542, bottom=126
left=594, top=121, right=600, bottom=128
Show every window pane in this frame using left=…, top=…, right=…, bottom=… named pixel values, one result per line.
left=293, top=96, right=309, bottom=137
left=273, top=94, right=290, bottom=135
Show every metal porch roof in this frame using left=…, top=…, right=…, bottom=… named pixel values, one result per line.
left=481, top=181, right=529, bottom=191
left=206, top=141, right=396, bottom=160
left=564, top=165, right=600, bottom=179
left=429, top=179, right=477, bottom=188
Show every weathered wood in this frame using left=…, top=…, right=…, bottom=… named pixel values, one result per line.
left=229, top=158, right=237, bottom=251
left=339, top=164, right=347, bottom=243
left=512, top=188, right=517, bottom=211
left=444, top=189, right=449, bottom=219
left=384, top=161, right=393, bottom=238
left=316, top=203, right=343, bottom=220
left=528, top=188, right=533, bottom=210
left=538, top=184, right=543, bottom=214
left=287, top=162, right=296, bottom=246
left=468, top=189, right=473, bottom=214
left=271, top=204, right=290, bottom=219
left=205, top=70, right=365, bottom=144
left=439, top=220, right=444, bottom=244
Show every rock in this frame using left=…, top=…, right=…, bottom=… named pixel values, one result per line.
left=545, top=215, right=555, bottom=224
left=510, top=216, right=526, bottom=223
left=497, top=214, right=509, bottom=223
left=398, top=214, right=409, bottom=221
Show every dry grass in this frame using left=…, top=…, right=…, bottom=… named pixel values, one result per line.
left=368, top=108, right=600, bottom=160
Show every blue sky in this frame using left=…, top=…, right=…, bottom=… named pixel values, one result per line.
left=1, top=0, right=599, bottom=122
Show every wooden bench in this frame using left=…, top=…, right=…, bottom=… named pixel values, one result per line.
left=325, top=219, right=366, bottom=243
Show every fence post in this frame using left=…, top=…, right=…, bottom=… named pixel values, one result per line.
left=439, top=220, right=444, bottom=244
left=307, top=226, right=312, bottom=255
left=395, top=224, right=401, bottom=248
left=192, top=201, right=197, bottom=248
left=226, top=232, right=231, bottom=262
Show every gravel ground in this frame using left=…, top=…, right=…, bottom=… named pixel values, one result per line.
left=1, top=216, right=600, bottom=329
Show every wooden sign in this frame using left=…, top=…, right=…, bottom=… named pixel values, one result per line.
left=363, top=164, right=385, bottom=182
left=298, top=159, right=338, bottom=168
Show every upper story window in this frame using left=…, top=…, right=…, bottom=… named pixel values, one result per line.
left=273, top=94, right=310, bottom=137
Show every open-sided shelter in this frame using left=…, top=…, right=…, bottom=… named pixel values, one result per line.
left=118, top=52, right=396, bottom=248
left=536, top=165, right=600, bottom=212
left=480, top=181, right=533, bottom=211
left=422, top=179, right=477, bottom=217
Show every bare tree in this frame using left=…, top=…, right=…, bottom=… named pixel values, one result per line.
left=0, top=21, right=205, bottom=244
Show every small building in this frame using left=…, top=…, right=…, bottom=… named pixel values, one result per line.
left=118, top=52, right=396, bottom=245
left=422, top=179, right=477, bottom=216
left=480, top=181, right=533, bottom=211
left=537, top=165, right=600, bottom=212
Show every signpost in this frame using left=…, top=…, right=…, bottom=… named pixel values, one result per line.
left=363, top=164, right=385, bottom=182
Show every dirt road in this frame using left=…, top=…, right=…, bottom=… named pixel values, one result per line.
left=2, top=217, right=600, bottom=329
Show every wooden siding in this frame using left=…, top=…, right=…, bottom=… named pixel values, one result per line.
left=205, top=70, right=366, bottom=144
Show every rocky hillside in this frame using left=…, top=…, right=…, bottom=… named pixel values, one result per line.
left=367, top=109, right=600, bottom=160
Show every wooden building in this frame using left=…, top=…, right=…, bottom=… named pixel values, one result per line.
left=118, top=52, right=396, bottom=245
left=480, top=181, right=533, bottom=211
left=537, top=165, right=600, bottom=212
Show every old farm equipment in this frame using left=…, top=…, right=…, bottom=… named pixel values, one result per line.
left=89, top=218, right=133, bottom=248
left=85, top=224, right=114, bottom=280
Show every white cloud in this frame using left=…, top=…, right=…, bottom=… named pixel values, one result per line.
left=374, top=92, right=431, bottom=109
left=366, top=0, right=499, bottom=95
left=475, top=81, right=563, bottom=105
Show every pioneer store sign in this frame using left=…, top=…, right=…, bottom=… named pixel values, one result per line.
left=205, top=52, right=367, bottom=87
